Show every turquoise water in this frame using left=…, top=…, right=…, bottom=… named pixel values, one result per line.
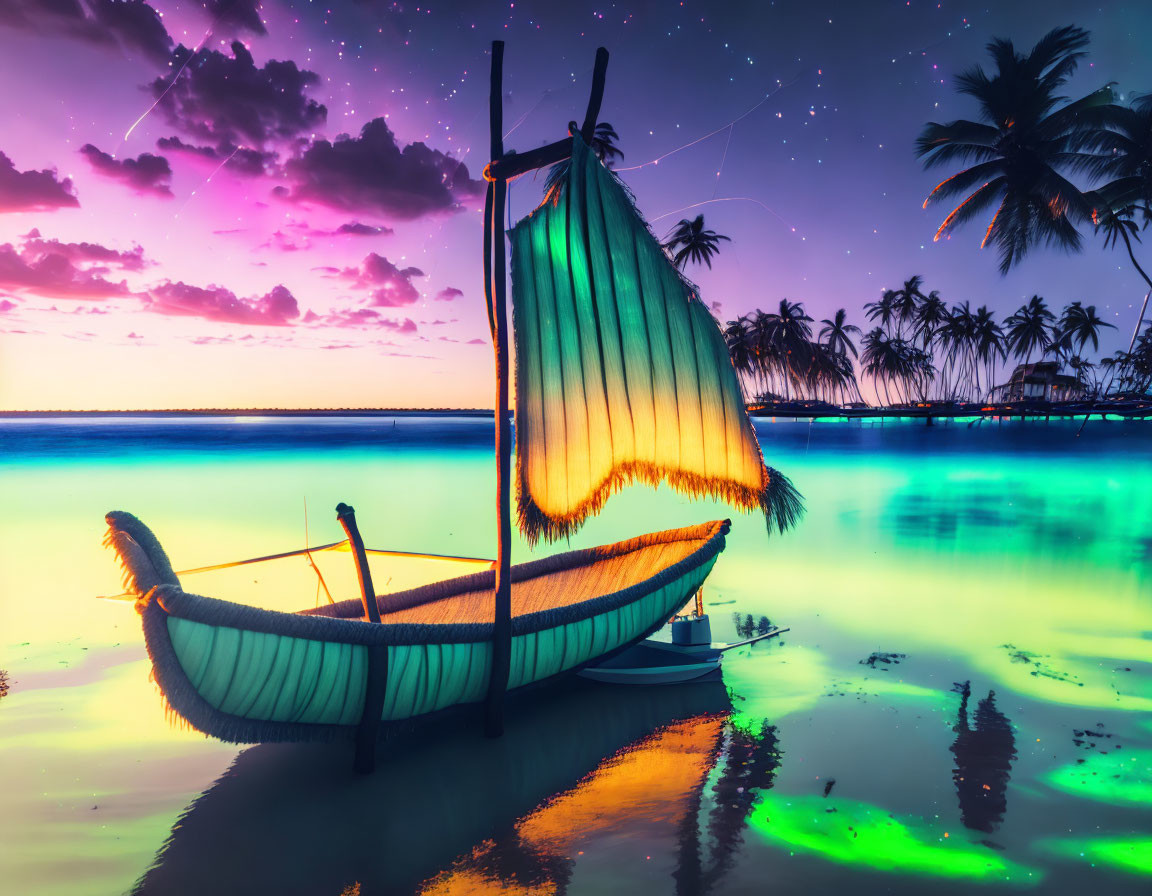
left=0, top=416, right=1149, bottom=895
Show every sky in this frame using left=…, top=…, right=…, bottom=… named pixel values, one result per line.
left=0, top=0, right=1150, bottom=411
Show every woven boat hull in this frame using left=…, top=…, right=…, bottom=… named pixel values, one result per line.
left=114, top=516, right=729, bottom=744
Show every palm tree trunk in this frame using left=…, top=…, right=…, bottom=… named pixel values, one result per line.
left=1120, top=227, right=1152, bottom=359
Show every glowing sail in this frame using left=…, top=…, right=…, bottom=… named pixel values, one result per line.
left=510, top=132, right=802, bottom=543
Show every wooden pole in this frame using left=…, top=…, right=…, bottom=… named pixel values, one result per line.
left=483, top=47, right=609, bottom=182
left=335, top=502, right=380, bottom=624
left=484, top=39, right=513, bottom=738
left=335, top=502, right=388, bottom=773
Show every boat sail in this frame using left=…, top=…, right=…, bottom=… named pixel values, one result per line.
left=103, top=40, right=800, bottom=772
left=510, top=130, right=801, bottom=544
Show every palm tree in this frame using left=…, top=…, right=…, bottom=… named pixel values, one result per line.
left=1004, top=295, right=1056, bottom=370
left=1085, top=198, right=1152, bottom=362
left=864, top=289, right=899, bottom=335
left=662, top=215, right=731, bottom=270
left=936, top=302, right=977, bottom=401
left=543, top=121, right=624, bottom=198
left=723, top=316, right=756, bottom=399
left=892, top=275, right=926, bottom=338
left=913, top=289, right=949, bottom=349
left=1058, top=300, right=1115, bottom=353
left=1080, top=93, right=1152, bottom=224
left=971, top=305, right=1006, bottom=398
left=818, top=309, right=861, bottom=359
left=916, top=25, right=1112, bottom=273
left=862, top=328, right=923, bottom=406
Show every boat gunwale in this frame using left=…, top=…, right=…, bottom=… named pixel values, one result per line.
left=141, top=518, right=729, bottom=646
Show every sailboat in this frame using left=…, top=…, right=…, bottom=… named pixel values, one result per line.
left=104, top=41, right=801, bottom=772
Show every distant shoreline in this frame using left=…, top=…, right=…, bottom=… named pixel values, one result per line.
left=0, top=408, right=495, bottom=418
left=1, top=402, right=1149, bottom=420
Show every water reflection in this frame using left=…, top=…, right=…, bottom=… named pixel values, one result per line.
left=132, top=679, right=732, bottom=895
left=674, top=721, right=782, bottom=895
left=732, top=613, right=774, bottom=639
left=950, top=681, right=1016, bottom=833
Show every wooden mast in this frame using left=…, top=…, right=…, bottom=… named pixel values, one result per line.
left=482, top=40, right=610, bottom=737
left=483, top=39, right=512, bottom=737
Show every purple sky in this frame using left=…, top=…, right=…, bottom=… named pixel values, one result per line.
left=1, top=0, right=1149, bottom=409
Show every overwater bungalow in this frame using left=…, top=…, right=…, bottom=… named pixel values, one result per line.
left=992, top=362, right=1088, bottom=402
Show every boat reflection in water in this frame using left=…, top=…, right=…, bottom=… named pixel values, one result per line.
left=132, top=676, right=782, bottom=895
left=950, top=681, right=1017, bottom=834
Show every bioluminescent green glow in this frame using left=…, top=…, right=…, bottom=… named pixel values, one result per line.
left=1037, top=836, right=1152, bottom=877
left=1043, top=749, right=1152, bottom=807
left=749, top=793, right=1042, bottom=884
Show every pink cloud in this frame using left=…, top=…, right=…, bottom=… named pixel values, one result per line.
left=21, top=234, right=148, bottom=272
left=435, top=286, right=463, bottom=302
left=466, top=338, right=486, bottom=344
left=260, top=230, right=309, bottom=252
left=0, top=299, right=17, bottom=313
left=338, top=253, right=425, bottom=307
left=146, top=281, right=299, bottom=325
left=0, top=150, right=79, bottom=212
left=303, top=306, right=418, bottom=333
left=0, top=243, right=134, bottom=300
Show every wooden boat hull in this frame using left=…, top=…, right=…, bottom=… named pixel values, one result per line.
left=112, top=515, right=730, bottom=744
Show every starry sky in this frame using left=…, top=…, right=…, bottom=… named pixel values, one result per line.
left=1, top=0, right=1149, bottom=410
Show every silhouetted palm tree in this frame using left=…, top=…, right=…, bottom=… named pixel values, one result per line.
left=972, top=305, right=1006, bottom=398
left=1005, top=295, right=1056, bottom=371
left=544, top=121, right=624, bottom=198
left=723, top=316, right=756, bottom=398
left=864, top=288, right=899, bottom=335
left=1085, top=198, right=1152, bottom=363
left=892, top=275, right=926, bottom=338
left=914, top=289, right=949, bottom=349
left=862, top=328, right=907, bottom=405
left=1058, top=300, right=1115, bottom=353
left=917, top=25, right=1112, bottom=273
left=818, top=308, right=861, bottom=358
left=937, top=302, right=977, bottom=401
left=1081, top=92, right=1152, bottom=224
left=663, top=215, right=732, bottom=270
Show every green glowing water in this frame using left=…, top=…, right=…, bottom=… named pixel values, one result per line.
left=0, top=416, right=1149, bottom=896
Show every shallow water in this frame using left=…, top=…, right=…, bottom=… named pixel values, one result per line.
left=0, top=415, right=1149, bottom=895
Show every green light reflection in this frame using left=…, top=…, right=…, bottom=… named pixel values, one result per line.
left=749, top=792, right=1042, bottom=884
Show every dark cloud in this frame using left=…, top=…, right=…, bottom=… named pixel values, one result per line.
left=2, top=1, right=173, bottom=65
left=88, top=0, right=172, bottom=63
left=338, top=253, right=425, bottom=306
left=146, top=281, right=299, bottom=326
left=283, top=118, right=483, bottom=220
left=150, top=41, right=325, bottom=150
left=0, top=150, right=79, bottom=212
left=0, top=242, right=134, bottom=300
left=335, top=221, right=392, bottom=237
left=435, top=286, right=463, bottom=302
left=21, top=234, right=147, bottom=271
left=156, top=136, right=275, bottom=177
left=204, top=0, right=265, bottom=36
left=80, top=144, right=172, bottom=197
